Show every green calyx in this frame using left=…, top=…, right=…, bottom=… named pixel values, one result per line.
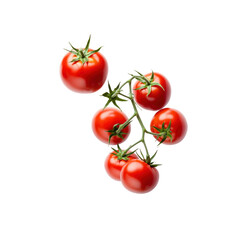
left=153, top=120, right=173, bottom=145
left=106, top=122, right=130, bottom=144
left=65, top=35, right=102, bottom=64
left=136, top=149, right=161, bottom=168
left=102, top=82, right=127, bottom=110
left=111, top=145, right=137, bottom=161
left=131, top=71, right=165, bottom=96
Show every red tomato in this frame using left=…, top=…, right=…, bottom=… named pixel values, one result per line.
left=92, top=108, right=131, bottom=145
left=120, top=159, right=159, bottom=193
left=133, top=72, right=171, bottom=111
left=60, top=49, right=108, bottom=93
left=105, top=151, right=138, bottom=181
left=150, top=108, right=187, bottom=144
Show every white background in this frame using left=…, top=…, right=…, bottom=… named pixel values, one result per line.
left=0, top=0, right=240, bottom=239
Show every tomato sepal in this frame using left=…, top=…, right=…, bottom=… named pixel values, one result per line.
left=64, top=35, right=102, bottom=64
left=131, top=71, right=165, bottom=96
left=111, top=144, right=137, bottom=161
left=136, top=149, right=161, bottom=168
left=152, top=120, right=173, bottom=145
left=101, top=82, right=127, bottom=110
left=106, top=121, right=131, bottom=144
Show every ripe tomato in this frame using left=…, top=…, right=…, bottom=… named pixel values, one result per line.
left=92, top=108, right=131, bottom=145
left=133, top=72, right=171, bottom=111
left=105, top=151, right=138, bottom=181
left=150, top=108, right=187, bottom=144
left=60, top=47, right=108, bottom=93
left=120, top=159, right=159, bottom=193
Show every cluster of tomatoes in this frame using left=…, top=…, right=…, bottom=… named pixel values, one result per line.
left=60, top=36, right=187, bottom=194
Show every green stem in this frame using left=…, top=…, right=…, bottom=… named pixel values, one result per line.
left=146, top=130, right=161, bottom=136
left=119, top=77, right=134, bottom=90
left=119, top=93, right=131, bottom=100
left=117, top=112, right=137, bottom=134
left=124, top=139, right=143, bottom=153
left=128, top=80, right=150, bottom=160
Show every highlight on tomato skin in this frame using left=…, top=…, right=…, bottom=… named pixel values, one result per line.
left=150, top=108, right=188, bottom=145
left=120, top=159, right=159, bottom=194
left=92, top=108, right=131, bottom=145
left=133, top=72, right=171, bottom=111
left=105, top=151, right=139, bottom=181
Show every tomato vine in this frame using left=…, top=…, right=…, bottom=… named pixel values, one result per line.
left=61, top=36, right=187, bottom=193
left=102, top=74, right=172, bottom=167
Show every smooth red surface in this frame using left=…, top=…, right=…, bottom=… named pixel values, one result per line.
left=60, top=49, right=108, bottom=93
left=150, top=108, right=187, bottom=144
left=92, top=108, right=130, bottom=145
left=133, top=72, right=171, bottom=111
left=120, top=159, right=159, bottom=194
left=105, top=151, right=138, bottom=181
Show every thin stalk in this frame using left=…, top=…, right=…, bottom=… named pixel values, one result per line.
left=119, top=77, right=134, bottom=90
left=142, top=129, right=150, bottom=164
left=146, top=130, right=162, bottom=136
left=117, top=112, right=137, bottom=134
left=124, top=139, right=143, bottom=153
left=128, top=80, right=150, bottom=160
left=119, top=93, right=131, bottom=100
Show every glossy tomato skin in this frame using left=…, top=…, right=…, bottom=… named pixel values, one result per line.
left=133, top=72, right=171, bottom=111
left=60, top=49, right=108, bottom=93
left=92, top=108, right=130, bottom=145
left=120, top=159, right=159, bottom=194
left=150, top=108, right=187, bottom=144
left=105, top=151, right=138, bottom=181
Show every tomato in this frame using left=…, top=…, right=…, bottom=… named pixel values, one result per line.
left=60, top=42, right=108, bottom=93
left=150, top=108, right=187, bottom=144
left=133, top=72, right=171, bottom=111
left=92, top=108, right=131, bottom=145
left=105, top=151, right=138, bottom=181
left=120, top=159, right=159, bottom=193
